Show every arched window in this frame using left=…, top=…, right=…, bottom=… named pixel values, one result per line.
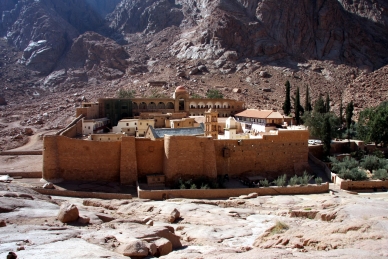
left=132, top=102, right=138, bottom=110
left=166, top=102, right=174, bottom=109
left=157, top=102, right=165, bottom=109
left=139, top=102, right=147, bottom=109
left=149, top=102, right=156, bottom=110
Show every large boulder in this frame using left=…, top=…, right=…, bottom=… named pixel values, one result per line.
left=115, top=240, right=149, bottom=257
left=57, top=203, right=79, bottom=223
left=155, top=238, right=172, bottom=256
left=168, top=208, right=180, bottom=223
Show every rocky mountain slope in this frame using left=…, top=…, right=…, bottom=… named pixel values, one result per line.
left=0, top=0, right=388, bottom=150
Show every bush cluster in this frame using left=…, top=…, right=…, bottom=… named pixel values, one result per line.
left=330, top=155, right=388, bottom=181
left=287, top=171, right=311, bottom=186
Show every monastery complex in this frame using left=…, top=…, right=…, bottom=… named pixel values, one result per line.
left=42, top=86, right=309, bottom=187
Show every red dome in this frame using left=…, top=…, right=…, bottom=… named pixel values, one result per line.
left=175, top=86, right=187, bottom=92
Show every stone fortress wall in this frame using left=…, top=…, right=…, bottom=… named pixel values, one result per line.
left=42, top=130, right=309, bottom=185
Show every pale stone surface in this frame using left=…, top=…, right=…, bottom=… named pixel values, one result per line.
left=1, top=183, right=388, bottom=258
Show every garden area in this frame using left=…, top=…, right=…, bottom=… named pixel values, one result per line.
left=329, top=152, right=388, bottom=181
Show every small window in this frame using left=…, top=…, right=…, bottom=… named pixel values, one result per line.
left=140, top=123, right=142, bottom=125
left=88, top=126, right=90, bottom=129
left=135, top=122, right=137, bottom=125
left=126, top=123, right=129, bottom=126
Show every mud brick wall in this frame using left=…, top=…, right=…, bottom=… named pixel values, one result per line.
left=135, top=138, right=164, bottom=178
left=43, top=135, right=121, bottom=182
left=214, top=130, right=309, bottom=179
left=163, top=135, right=217, bottom=184
left=120, top=136, right=137, bottom=185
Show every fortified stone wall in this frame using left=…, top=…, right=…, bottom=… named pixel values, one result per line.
left=43, top=136, right=121, bottom=182
left=214, top=130, right=309, bottom=179
left=163, top=135, right=217, bottom=184
left=42, top=130, right=309, bottom=185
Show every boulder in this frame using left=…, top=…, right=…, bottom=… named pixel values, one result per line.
left=198, top=65, right=207, bottom=72
left=0, top=219, right=6, bottom=227
left=146, top=220, right=154, bottom=226
left=189, top=67, right=199, bottom=75
left=168, top=208, right=180, bottom=223
left=155, top=238, right=173, bottom=256
left=96, top=213, right=116, bottom=222
left=146, top=242, right=157, bottom=256
left=176, top=70, right=185, bottom=77
left=259, top=71, right=270, bottom=78
left=78, top=215, right=90, bottom=224
left=57, top=203, right=79, bottom=223
left=116, top=240, right=149, bottom=257
left=6, top=252, right=17, bottom=259
left=233, top=88, right=242, bottom=93
left=24, top=128, right=33, bottom=136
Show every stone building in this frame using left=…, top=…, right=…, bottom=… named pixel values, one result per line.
left=94, top=86, right=245, bottom=127
left=235, top=109, right=291, bottom=133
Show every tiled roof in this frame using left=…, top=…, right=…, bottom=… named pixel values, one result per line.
left=234, top=109, right=274, bottom=119
left=149, top=123, right=205, bottom=139
left=266, top=111, right=284, bottom=119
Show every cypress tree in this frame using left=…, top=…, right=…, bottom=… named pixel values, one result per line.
left=325, top=93, right=330, bottom=113
left=339, top=99, right=343, bottom=124
left=346, top=101, right=354, bottom=139
left=282, top=81, right=291, bottom=115
left=305, top=86, right=312, bottom=112
left=295, top=87, right=301, bottom=125
left=322, top=115, right=332, bottom=156
left=314, top=95, right=326, bottom=114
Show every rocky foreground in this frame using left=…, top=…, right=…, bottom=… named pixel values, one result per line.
left=0, top=183, right=387, bottom=258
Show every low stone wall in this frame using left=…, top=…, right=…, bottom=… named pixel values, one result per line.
left=0, top=151, right=42, bottom=155
left=339, top=179, right=388, bottom=190
left=138, top=182, right=329, bottom=200
left=33, top=188, right=132, bottom=199
left=0, top=171, right=41, bottom=178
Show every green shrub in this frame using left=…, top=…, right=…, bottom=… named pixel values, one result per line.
left=289, top=175, right=299, bottom=186
left=190, top=183, right=197, bottom=189
left=360, top=155, right=385, bottom=172
left=372, top=169, right=388, bottom=180
left=200, top=183, right=210, bottom=189
left=273, top=174, right=287, bottom=187
left=329, top=156, right=359, bottom=173
left=373, top=150, right=385, bottom=158
left=117, top=88, right=135, bottom=98
left=180, top=183, right=186, bottom=189
left=299, top=171, right=310, bottom=185
left=338, top=167, right=367, bottom=181
left=315, top=177, right=322, bottom=185
left=350, top=150, right=366, bottom=161
left=259, top=179, right=269, bottom=187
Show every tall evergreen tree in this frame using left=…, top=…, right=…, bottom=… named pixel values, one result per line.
left=282, top=81, right=291, bottom=115
left=325, top=93, right=330, bottom=113
left=322, top=115, right=332, bottom=156
left=294, top=87, right=301, bottom=125
left=346, top=101, right=354, bottom=139
left=304, top=86, right=312, bottom=112
left=314, top=95, right=326, bottom=114
left=339, top=99, right=343, bottom=125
